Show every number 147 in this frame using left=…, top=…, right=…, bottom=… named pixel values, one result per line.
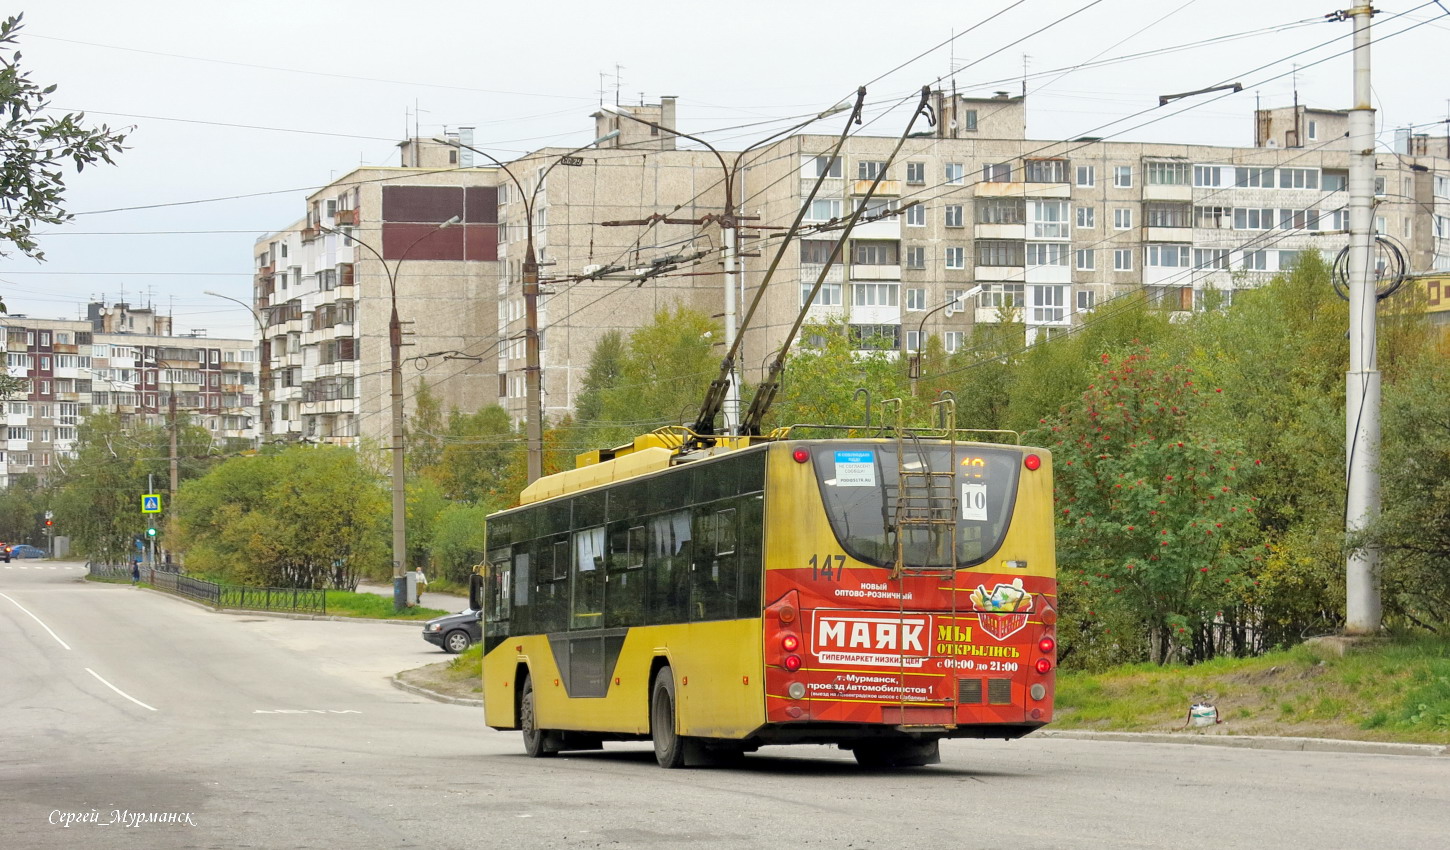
left=809, top=554, right=845, bottom=581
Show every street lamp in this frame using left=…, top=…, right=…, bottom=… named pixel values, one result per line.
left=436, top=130, right=618, bottom=484
left=203, top=290, right=272, bottom=442
left=597, top=102, right=850, bottom=437
left=909, top=285, right=981, bottom=397
left=314, top=215, right=459, bottom=610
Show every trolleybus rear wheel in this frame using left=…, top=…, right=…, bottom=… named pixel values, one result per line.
left=650, top=670, right=687, bottom=769
left=520, top=674, right=557, bottom=758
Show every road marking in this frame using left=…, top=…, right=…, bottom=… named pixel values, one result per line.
left=85, top=668, right=158, bottom=712
left=253, top=709, right=363, bottom=714
left=0, top=591, right=71, bottom=650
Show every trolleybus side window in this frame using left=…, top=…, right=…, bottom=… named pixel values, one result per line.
left=648, top=510, right=693, bottom=624
left=605, top=523, right=647, bottom=627
left=572, top=526, right=605, bottom=629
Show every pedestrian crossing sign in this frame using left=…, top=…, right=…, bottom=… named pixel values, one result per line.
left=141, top=494, right=162, bottom=514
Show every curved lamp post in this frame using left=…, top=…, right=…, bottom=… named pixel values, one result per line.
left=909, top=285, right=981, bottom=397
left=203, top=290, right=272, bottom=442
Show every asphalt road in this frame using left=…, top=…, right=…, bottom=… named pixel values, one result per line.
left=3, top=561, right=1448, bottom=849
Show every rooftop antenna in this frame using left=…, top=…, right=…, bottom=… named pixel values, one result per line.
left=598, top=71, right=607, bottom=107
left=614, top=63, right=624, bottom=106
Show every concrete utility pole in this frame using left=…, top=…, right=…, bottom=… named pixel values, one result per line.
left=168, top=391, right=178, bottom=562
left=316, top=218, right=457, bottom=610
left=1342, top=4, right=1382, bottom=634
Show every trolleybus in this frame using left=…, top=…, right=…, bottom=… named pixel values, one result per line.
left=472, top=427, right=1056, bottom=768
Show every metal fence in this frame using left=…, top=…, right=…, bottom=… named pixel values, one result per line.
left=86, top=562, right=326, bottom=615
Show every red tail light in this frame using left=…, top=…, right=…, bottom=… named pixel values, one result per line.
left=781, top=634, right=800, bottom=652
left=1037, top=637, right=1056, bottom=654
left=792, top=448, right=810, bottom=463
left=1035, top=658, right=1053, bottom=674
left=1024, top=453, right=1042, bottom=471
left=784, top=655, right=803, bottom=672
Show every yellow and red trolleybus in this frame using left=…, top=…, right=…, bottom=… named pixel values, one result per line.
left=473, top=430, right=1057, bottom=768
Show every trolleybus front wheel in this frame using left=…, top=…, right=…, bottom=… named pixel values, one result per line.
left=520, top=674, right=558, bottom=758
left=650, top=670, right=687, bottom=769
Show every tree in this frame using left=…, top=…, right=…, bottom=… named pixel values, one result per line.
left=1048, top=348, right=1261, bottom=665
left=427, top=405, right=522, bottom=507
left=765, top=320, right=920, bottom=431
left=406, top=378, right=445, bottom=475
left=1, top=14, right=128, bottom=274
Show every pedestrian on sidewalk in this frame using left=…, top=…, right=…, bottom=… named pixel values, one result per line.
left=130, top=557, right=141, bottom=585
left=416, top=568, right=429, bottom=605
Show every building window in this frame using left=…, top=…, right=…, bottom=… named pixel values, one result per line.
left=974, top=240, right=1023, bottom=267
left=1113, top=208, right=1133, bottom=230
left=1029, top=201, right=1070, bottom=238
left=1307, top=120, right=1318, bottom=141
left=1145, top=203, right=1190, bottom=228
left=1279, top=250, right=1302, bottom=270
left=1031, top=285, right=1067, bottom=324
left=1434, top=175, right=1450, bottom=198
left=1076, top=206, right=1095, bottom=229
left=944, top=204, right=964, bottom=227
left=981, top=163, right=1010, bottom=183
left=1027, top=243, right=1068, bottom=266
left=852, top=241, right=898, bottom=265
left=1076, top=289, right=1095, bottom=312
left=810, top=155, right=842, bottom=178
left=1113, top=166, right=1133, bottom=188
left=851, top=282, right=899, bottom=307
left=1324, top=170, right=1349, bottom=192
left=976, top=198, right=1024, bottom=224
left=1374, top=177, right=1386, bottom=195
left=981, top=283, right=1024, bottom=309
left=1075, top=249, right=1095, bottom=271
left=1241, top=250, right=1267, bottom=270
left=1194, top=248, right=1230, bottom=270
left=906, top=203, right=925, bottom=226
left=1146, top=244, right=1190, bottom=267
left=858, top=160, right=887, bottom=180
left=806, top=198, right=842, bottom=221
left=848, top=325, right=900, bottom=351
left=963, top=110, right=978, bottom=132
left=905, top=330, right=923, bottom=352
left=1195, top=206, right=1230, bottom=229
left=800, top=239, right=835, bottom=265
left=1233, top=208, right=1273, bottom=230
left=940, top=331, right=961, bottom=353
left=1113, top=248, right=1134, bottom=271
left=1237, top=167, right=1273, bottom=188
left=801, top=282, right=843, bottom=308
left=945, top=246, right=966, bottom=269
left=1193, top=165, right=1222, bottom=187
left=946, top=163, right=965, bottom=184
left=1075, top=165, right=1095, bottom=187
left=1145, top=161, right=1190, bottom=185
left=906, top=288, right=927, bottom=311
left=1278, top=168, right=1319, bottom=189
left=904, top=246, right=926, bottom=269
left=1025, top=159, right=1069, bottom=183
left=906, top=162, right=925, bottom=184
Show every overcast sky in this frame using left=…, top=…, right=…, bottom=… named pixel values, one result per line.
left=4, top=0, right=1447, bottom=340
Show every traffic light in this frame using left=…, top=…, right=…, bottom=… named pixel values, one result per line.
left=44, top=519, right=52, bottom=527
left=146, top=526, right=157, bottom=539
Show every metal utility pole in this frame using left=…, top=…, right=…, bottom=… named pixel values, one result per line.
left=168, top=391, right=178, bottom=564
left=1342, top=4, right=1381, bottom=634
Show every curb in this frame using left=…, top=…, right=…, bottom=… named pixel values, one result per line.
left=390, top=674, right=483, bottom=707
left=1040, top=729, right=1450, bottom=757
left=115, top=581, right=435, bottom=626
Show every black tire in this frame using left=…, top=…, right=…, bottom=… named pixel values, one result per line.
left=852, top=738, right=941, bottom=768
left=443, top=629, right=471, bottom=654
left=520, top=675, right=557, bottom=758
left=650, top=670, right=687, bottom=769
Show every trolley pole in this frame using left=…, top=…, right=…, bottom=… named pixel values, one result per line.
left=1343, top=4, right=1381, bottom=634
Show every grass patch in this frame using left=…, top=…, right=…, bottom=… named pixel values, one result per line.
left=322, top=590, right=449, bottom=620
left=1054, top=634, right=1450, bottom=745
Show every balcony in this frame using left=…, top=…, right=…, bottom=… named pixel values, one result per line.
left=333, top=209, right=359, bottom=226
left=850, top=217, right=900, bottom=240
left=975, top=223, right=1026, bottom=240
left=975, top=181, right=1070, bottom=200
left=852, top=179, right=901, bottom=196
left=1144, top=183, right=1193, bottom=202
left=849, top=264, right=901, bottom=281
left=974, top=265, right=1026, bottom=282
left=257, top=264, right=275, bottom=278
left=300, top=227, right=319, bottom=243
left=1145, top=226, right=1194, bottom=242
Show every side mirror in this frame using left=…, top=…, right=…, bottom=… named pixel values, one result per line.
left=468, top=572, right=483, bottom=612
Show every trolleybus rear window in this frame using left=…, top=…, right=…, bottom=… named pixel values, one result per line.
left=810, top=443, right=1019, bottom=569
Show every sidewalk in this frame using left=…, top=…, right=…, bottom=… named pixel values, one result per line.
left=355, top=581, right=471, bottom=612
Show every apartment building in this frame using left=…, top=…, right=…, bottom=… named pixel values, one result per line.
left=252, top=91, right=1450, bottom=439
left=253, top=143, right=500, bottom=446
left=0, top=303, right=257, bottom=488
